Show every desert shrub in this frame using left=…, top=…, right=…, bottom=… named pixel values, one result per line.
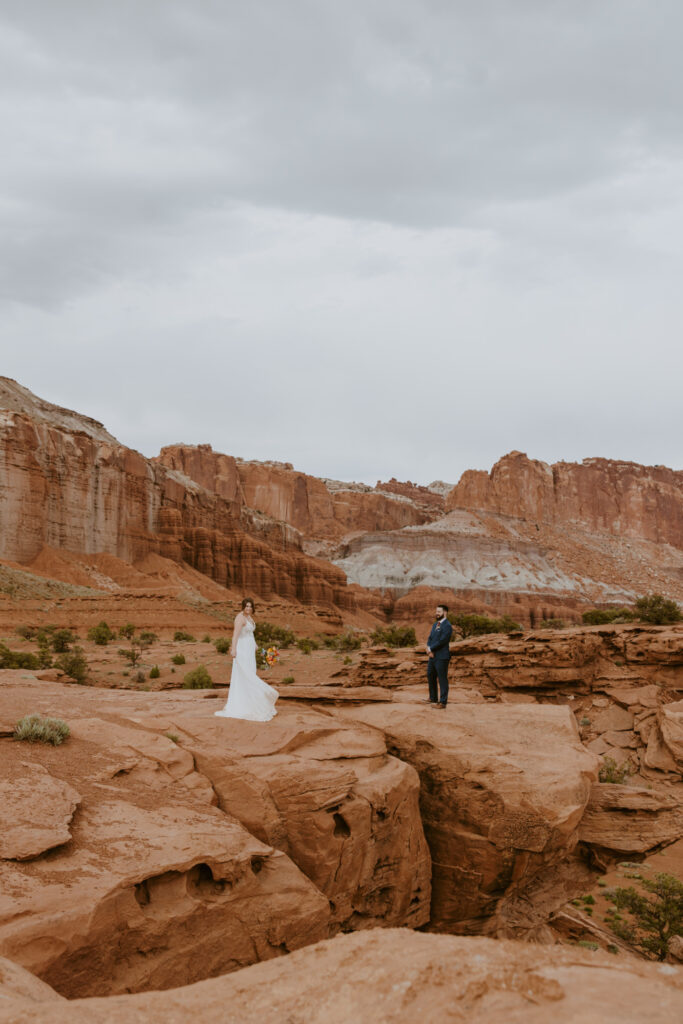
left=282, top=675, right=295, bottom=684
left=14, top=713, right=70, bottom=745
left=254, top=622, right=296, bottom=648
left=165, top=732, right=179, bottom=744
left=540, top=618, right=566, bottom=629
left=582, top=607, right=635, bottom=625
left=579, top=716, right=591, bottom=727
left=174, top=630, right=196, bottom=642
left=171, top=653, right=186, bottom=666
left=118, top=623, right=135, bottom=639
left=201, top=634, right=211, bottom=643
left=138, top=631, right=158, bottom=645
left=118, top=646, right=141, bottom=667
left=343, top=655, right=352, bottom=665
left=55, top=646, right=89, bottom=684
left=51, top=628, right=76, bottom=653
left=599, top=756, right=631, bottom=785
left=183, top=665, right=213, bottom=689
left=15, top=625, right=38, bottom=640
left=577, top=940, right=599, bottom=951
left=296, top=637, right=319, bottom=655
left=214, top=637, right=231, bottom=654
left=133, top=669, right=145, bottom=683
left=635, top=594, right=682, bottom=625
left=87, top=620, right=115, bottom=645
left=370, top=625, right=417, bottom=647
left=450, top=614, right=522, bottom=638
left=149, top=665, right=160, bottom=679
left=36, top=639, right=53, bottom=668
left=0, top=644, right=40, bottom=670
left=320, top=631, right=362, bottom=652
left=607, top=873, right=683, bottom=960
left=583, top=894, right=595, bottom=905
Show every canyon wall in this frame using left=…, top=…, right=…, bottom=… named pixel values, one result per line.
left=448, top=451, right=683, bottom=548
left=0, top=379, right=361, bottom=609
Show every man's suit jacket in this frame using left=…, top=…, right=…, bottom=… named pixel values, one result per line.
left=427, top=618, right=453, bottom=661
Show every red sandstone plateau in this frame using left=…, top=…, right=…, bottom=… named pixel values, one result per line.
left=1, top=376, right=683, bottom=1020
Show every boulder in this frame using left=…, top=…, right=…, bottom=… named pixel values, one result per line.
left=578, top=783, right=683, bottom=854
left=333, top=703, right=597, bottom=936
left=0, top=763, right=80, bottom=861
left=136, top=708, right=431, bottom=932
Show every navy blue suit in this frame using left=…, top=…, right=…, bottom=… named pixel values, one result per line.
left=427, top=617, right=452, bottom=704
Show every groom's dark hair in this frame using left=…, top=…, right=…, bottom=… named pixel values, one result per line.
left=437, top=603, right=449, bottom=613
left=241, top=597, right=255, bottom=610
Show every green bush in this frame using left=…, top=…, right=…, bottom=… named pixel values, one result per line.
left=320, top=631, right=362, bottom=652
left=165, top=732, right=180, bottom=744
left=296, top=637, right=319, bottom=655
left=214, top=637, right=231, bottom=654
left=138, top=631, right=158, bottom=645
left=201, top=634, right=211, bottom=643
left=87, top=620, right=115, bottom=645
left=635, top=594, right=682, bottom=625
left=582, top=607, right=635, bottom=625
left=55, top=646, right=89, bottom=684
left=450, top=614, right=522, bottom=638
left=174, top=630, right=196, bottom=642
left=15, top=625, right=38, bottom=640
left=599, top=756, right=631, bottom=785
left=254, top=622, right=296, bottom=648
left=171, top=653, right=186, bottom=666
left=577, top=940, right=599, bottom=951
left=282, top=675, right=295, bottom=684
left=0, top=643, right=40, bottom=670
left=149, top=665, right=160, bottom=679
left=540, top=618, right=566, bottom=629
left=607, top=873, right=683, bottom=960
left=118, top=623, right=135, bottom=639
left=51, top=628, right=76, bottom=653
left=183, top=665, right=213, bottom=689
left=14, top=713, right=70, bottom=745
left=370, top=625, right=417, bottom=647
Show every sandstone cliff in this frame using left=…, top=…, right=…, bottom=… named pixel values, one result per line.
left=0, top=379, right=361, bottom=609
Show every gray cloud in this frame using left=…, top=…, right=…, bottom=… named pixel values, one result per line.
left=1, top=2, right=682, bottom=483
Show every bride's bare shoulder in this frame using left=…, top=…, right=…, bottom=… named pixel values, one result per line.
left=234, top=611, right=245, bottom=625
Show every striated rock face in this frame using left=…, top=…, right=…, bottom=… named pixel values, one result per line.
left=578, top=783, right=683, bottom=855
left=448, top=450, right=683, bottom=548
left=334, top=703, right=598, bottom=937
left=4, top=928, right=682, bottom=1024
left=157, top=445, right=435, bottom=542
left=0, top=379, right=363, bottom=609
left=334, top=453, right=683, bottom=615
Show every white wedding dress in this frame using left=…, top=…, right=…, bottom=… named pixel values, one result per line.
left=214, top=618, right=278, bottom=722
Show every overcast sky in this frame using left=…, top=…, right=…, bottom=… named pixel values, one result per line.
left=2, top=1, right=682, bottom=485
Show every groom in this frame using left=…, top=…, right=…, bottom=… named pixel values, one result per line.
left=425, top=604, right=453, bottom=708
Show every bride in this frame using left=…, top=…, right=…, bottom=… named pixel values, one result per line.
left=214, top=598, right=278, bottom=722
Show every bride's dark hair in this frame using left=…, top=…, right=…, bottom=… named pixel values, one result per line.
left=241, top=597, right=255, bottom=611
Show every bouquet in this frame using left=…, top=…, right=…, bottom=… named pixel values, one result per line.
left=261, top=646, right=279, bottom=668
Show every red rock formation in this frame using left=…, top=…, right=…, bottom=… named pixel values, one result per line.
left=0, top=675, right=430, bottom=996
left=0, top=379, right=367, bottom=610
left=448, top=451, right=683, bottom=548
left=156, top=445, right=434, bottom=541
left=3, top=929, right=683, bottom=1023
left=335, top=702, right=598, bottom=937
